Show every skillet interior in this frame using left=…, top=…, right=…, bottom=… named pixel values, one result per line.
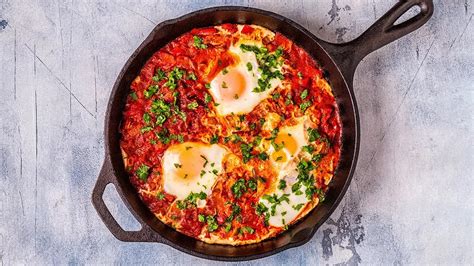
left=104, top=6, right=358, bottom=260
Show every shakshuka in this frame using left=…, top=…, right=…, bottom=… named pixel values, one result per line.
left=120, top=24, right=341, bottom=245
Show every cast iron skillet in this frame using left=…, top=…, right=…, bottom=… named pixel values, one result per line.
left=92, top=0, right=433, bottom=261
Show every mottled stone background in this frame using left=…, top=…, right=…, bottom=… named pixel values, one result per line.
left=0, top=0, right=472, bottom=265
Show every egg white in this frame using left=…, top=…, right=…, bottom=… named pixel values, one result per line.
left=267, top=120, right=307, bottom=170
left=162, top=142, right=227, bottom=201
left=209, top=41, right=282, bottom=116
left=259, top=119, right=313, bottom=228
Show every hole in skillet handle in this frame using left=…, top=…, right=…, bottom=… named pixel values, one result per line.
left=318, top=0, right=433, bottom=83
left=103, top=184, right=141, bottom=231
left=353, top=0, right=434, bottom=62
left=394, top=5, right=422, bottom=26
left=91, top=156, right=163, bottom=243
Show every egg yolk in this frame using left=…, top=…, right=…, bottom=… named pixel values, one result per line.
left=215, top=68, right=247, bottom=101
left=173, top=145, right=207, bottom=180
left=271, top=133, right=298, bottom=163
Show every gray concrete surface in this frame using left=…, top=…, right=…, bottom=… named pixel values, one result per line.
left=0, top=0, right=473, bottom=265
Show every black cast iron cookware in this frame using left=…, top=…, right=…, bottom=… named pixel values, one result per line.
left=92, top=0, right=433, bottom=261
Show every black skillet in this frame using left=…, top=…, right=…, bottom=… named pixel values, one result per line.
left=92, top=0, right=433, bottom=261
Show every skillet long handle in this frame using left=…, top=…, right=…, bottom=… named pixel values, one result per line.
left=320, top=0, right=434, bottom=82
left=92, top=156, right=161, bottom=242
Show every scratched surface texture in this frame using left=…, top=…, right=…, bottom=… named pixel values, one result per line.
left=0, top=0, right=473, bottom=265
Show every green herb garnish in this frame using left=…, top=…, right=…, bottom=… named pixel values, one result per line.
left=307, top=127, right=321, bottom=142
left=300, top=89, right=308, bottom=100
left=187, top=101, right=199, bottom=110
left=144, top=85, right=159, bottom=98
left=152, top=69, right=166, bottom=82
left=193, top=36, right=208, bottom=49
left=135, top=164, right=150, bottom=181
left=293, top=203, right=304, bottom=211
left=206, top=215, right=218, bottom=232
left=240, top=44, right=284, bottom=93
left=130, top=92, right=138, bottom=100
left=157, top=192, right=165, bottom=200
left=278, top=179, right=287, bottom=190
left=231, top=178, right=247, bottom=199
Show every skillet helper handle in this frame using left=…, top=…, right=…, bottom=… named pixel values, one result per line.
left=92, top=157, right=161, bottom=242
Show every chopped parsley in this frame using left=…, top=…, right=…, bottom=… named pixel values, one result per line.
left=157, top=192, right=165, bottom=200
left=154, top=128, right=183, bottom=144
left=241, top=226, right=255, bottom=234
left=246, top=62, right=253, bottom=71
left=300, top=101, right=312, bottom=112
left=247, top=179, right=257, bottom=191
left=176, top=200, right=186, bottom=210
left=198, top=214, right=205, bottom=222
left=285, top=93, right=293, bottom=105
left=225, top=203, right=241, bottom=222
left=261, top=193, right=290, bottom=216
left=187, top=101, right=199, bottom=110
left=300, top=89, right=308, bottom=100
left=152, top=69, right=166, bottom=82
left=206, top=215, right=218, bottom=232
left=173, top=134, right=184, bottom=143
left=155, top=128, right=170, bottom=144
left=144, top=85, right=159, bottom=99
left=204, top=92, right=212, bottom=104
left=302, top=145, right=314, bottom=154
left=278, top=179, right=287, bottom=190
left=231, top=178, right=246, bottom=199
left=143, top=113, right=151, bottom=124
left=187, top=72, right=197, bottom=81
left=255, top=202, right=268, bottom=215
left=253, top=136, right=263, bottom=146
left=312, top=153, right=323, bottom=163
left=307, top=127, right=321, bottom=142
left=210, top=134, right=218, bottom=144
left=240, top=143, right=253, bottom=163
left=222, top=68, right=228, bottom=75
left=164, top=67, right=185, bottom=90
left=240, top=44, right=284, bottom=93
left=317, top=188, right=326, bottom=202
left=293, top=159, right=320, bottom=199
left=262, top=193, right=289, bottom=204
left=135, top=164, right=150, bottom=181
left=150, top=99, right=171, bottom=126
left=130, top=92, right=138, bottom=100
left=140, top=126, right=153, bottom=133
left=185, top=191, right=207, bottom=205
left=257, top=152, right=269, bottom=161
left=292, top=203, right=305, bottom=211
left=225, top=134, right=242, bottom=143
left=193, top=36, right=207, bottom=49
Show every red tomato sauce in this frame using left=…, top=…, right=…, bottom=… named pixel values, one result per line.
left=120, top=24, right=341, bottom=243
